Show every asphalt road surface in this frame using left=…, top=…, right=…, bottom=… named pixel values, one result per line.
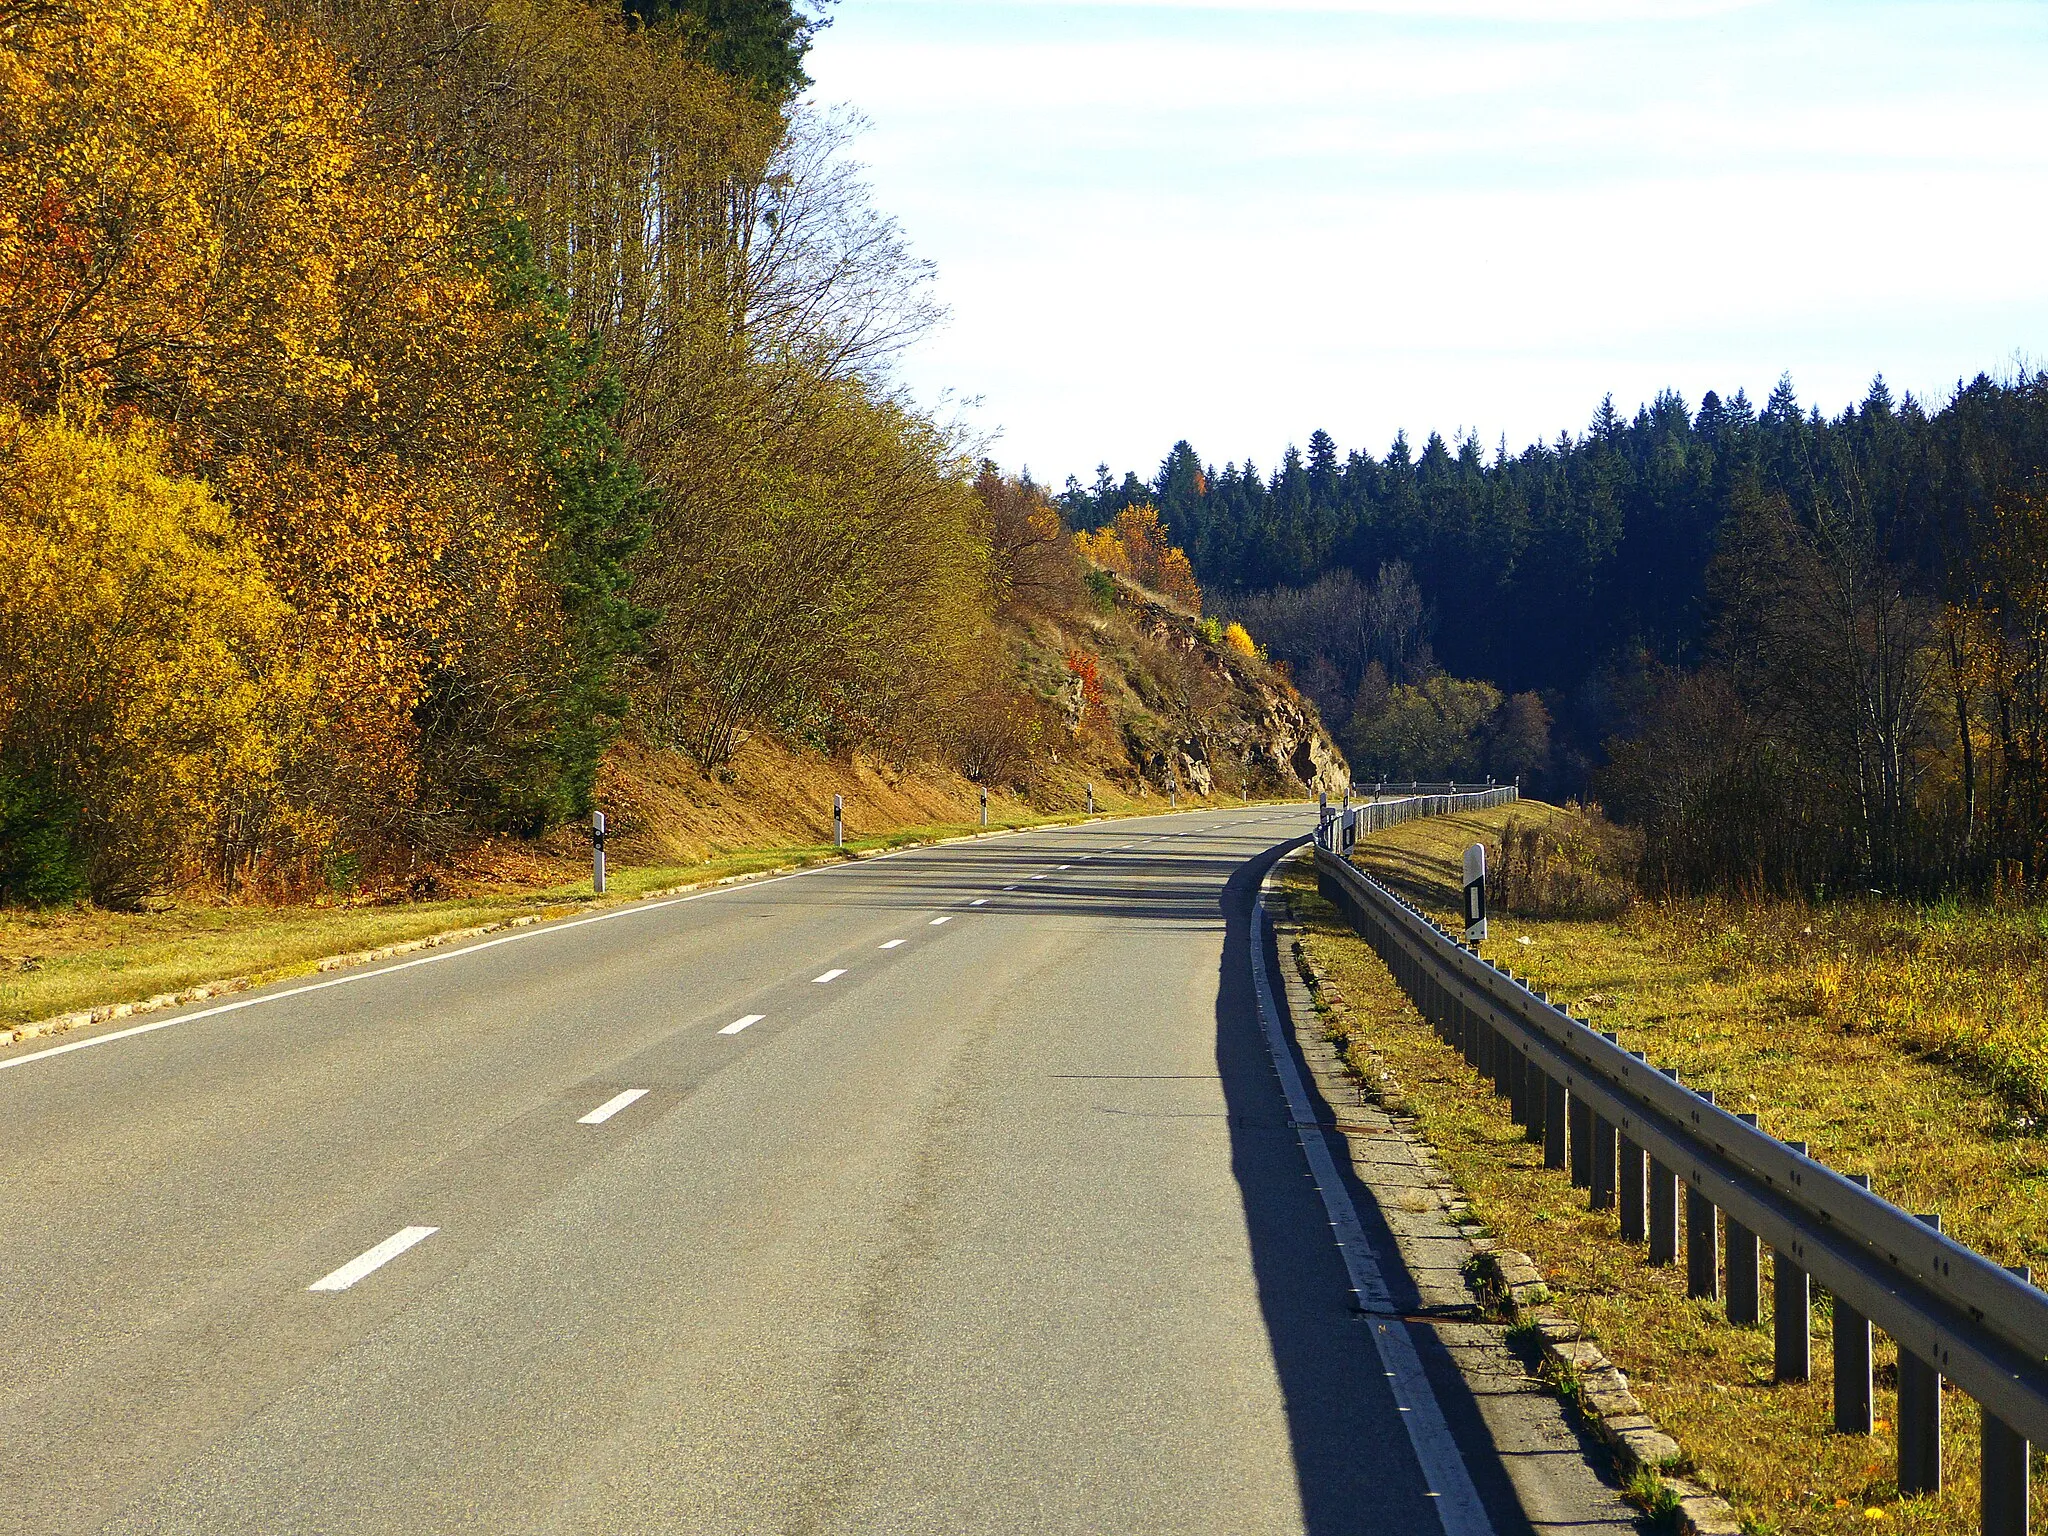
left=0, top=806, right=1634, bottom=1535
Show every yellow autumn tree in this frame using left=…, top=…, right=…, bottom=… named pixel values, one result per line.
left=1075, top=503, right=1203, bottom=612
left=0, top=0, right=561, bottom=866
left=1222, top=621, right=1264, bottom=662
left=0, top=404, right=310, bottom=904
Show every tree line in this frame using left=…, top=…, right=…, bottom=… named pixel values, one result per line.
left=0, top=0, right=1010, bottom=905
left=1063, top=370, right=2048, bottom=896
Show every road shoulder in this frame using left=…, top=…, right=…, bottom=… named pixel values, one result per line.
left=1261, top=852, right=1645, bottom=1536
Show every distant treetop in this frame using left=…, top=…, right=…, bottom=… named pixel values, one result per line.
left=622, top=0, right=831, bottom=100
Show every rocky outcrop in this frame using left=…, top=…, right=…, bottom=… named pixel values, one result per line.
left=1109, top=587, right=1351, bottom=799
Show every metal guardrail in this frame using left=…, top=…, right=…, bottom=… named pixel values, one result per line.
left=1312, top=834, right=2047, bottom=1535
left=1320, top=786, right=1519, bottom=854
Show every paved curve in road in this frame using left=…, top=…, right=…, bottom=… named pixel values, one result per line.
left=0, top=807, right=1636, bottom=1535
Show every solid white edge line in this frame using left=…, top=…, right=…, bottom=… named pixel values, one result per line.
left=719, top=1013, right=765, bottom=1035
left=3, top=804, right=1323, bottom=1076
left=1250, top=869, right=1494, bottom=1536
left=578, top=1087, right=649, bottom=1124
left=812, top=969, right=847, bottom=983
left=308, top=1225, right=438, bottom=1293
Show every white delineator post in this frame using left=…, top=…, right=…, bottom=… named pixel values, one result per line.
left=980, top=787, right=989, bottom=827
left=834, top=794, right=844, bottom=849
left=592, top=809, right=606, bottom=895
left=1463, top=841, right=1488, bottom=944
left=1086, top=782, right=1094, bottom=815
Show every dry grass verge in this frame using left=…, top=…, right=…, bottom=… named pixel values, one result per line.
left=1287, top=801, right=2048, bottom=1535
left=1, top=736, right=1281, bottom=1034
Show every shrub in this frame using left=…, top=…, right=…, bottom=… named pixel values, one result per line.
left=1490, top=806, right=1638, bottom=920
left=0, top=405, right=309, bottom=905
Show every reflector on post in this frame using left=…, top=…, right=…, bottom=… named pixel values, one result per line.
left=1462, top=842, right=1488, bottom=942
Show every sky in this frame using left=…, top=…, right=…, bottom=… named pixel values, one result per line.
left=800, top=0, right=2048, bottom=488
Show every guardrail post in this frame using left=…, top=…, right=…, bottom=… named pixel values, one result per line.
left=1650, top=1163, right=1681, bottom=1265
left=1686, top=1094, right=1722, bottom=1301
left=1649, top=1067, right=1682, bottom=1264
left=1687, top=1182, right=1721, bottom=1300
left=1619, top=1131, right=1646, bottom=1241
left=1591, top=1114, right=1616, bottom=1210
left=1835, top=1173, right=1875, bottom=1435
left=1984, top=1265, right=2032, bottom=1536
left=1774, top=1143, right=1811, bottom=1381
left=1569, top=1092, right=1594, bottom=1190
left=1898, top=1212, right=1946, bottom=1497
left=1723, top=1116, right=1763, bottom=1325
left=1543, top=1073, right=1567, bottom=1172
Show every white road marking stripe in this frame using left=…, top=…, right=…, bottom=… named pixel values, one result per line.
left=1028, top=874, right=1046, bottom=880
left=719, top=1013, right=765, bottom=1035
left=929, top=915, right=952, bottom=925
left=969, top=899, right=987, bottom=906
left=308, top=1226, right=437, bottom=1293
left=1057, top=864, right=1070, bottom=870
left=813, top=969, right=847, bottom=983
left=1249, top=876, right=1493, bottom=1536
left=578, top=1088, right=648, bottom=1124
left=879, top=939, right=907, bottom=949
left=1001, top=885, right=1018, bottom=891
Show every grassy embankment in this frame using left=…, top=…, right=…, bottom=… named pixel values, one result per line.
left=1282, top=801, right=2048, bottom=1535
left=2, top=733, right=1279, bottom=1034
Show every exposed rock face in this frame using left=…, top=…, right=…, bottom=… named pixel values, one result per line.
left=1109, top=587, right=1351, bottom=799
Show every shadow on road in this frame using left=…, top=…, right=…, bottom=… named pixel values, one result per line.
left=1213, top=840, right=1548, bottom=1536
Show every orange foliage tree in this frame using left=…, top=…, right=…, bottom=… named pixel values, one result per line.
left=1074, top=504, right=1202, bottom=612
left=0, top=0, right=564, bottom=873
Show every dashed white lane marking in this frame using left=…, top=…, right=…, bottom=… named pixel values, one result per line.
left=578, top=1088, right=649, bottom=1124
left=969, top=899, right=988, bottom=906
left=1028, top=874, right=1046, bottom=880
left=879, top=939, right=907, bottom=949
left=308, top=1227, right=438, bottom=1293
left=1001, top=884, right=1018, bottom=890
left=929, top=915, right=953, bottom=926
left=813, top=969, right=848, bottom=983
left=1057, top=864, right=1071, bottom=870
left=720, top=1013, right=766, bottom=1034
left=3, top=805, right=1324, bottom=1077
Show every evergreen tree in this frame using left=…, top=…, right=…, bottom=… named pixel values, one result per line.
left=476, top=200, right=657, bottom=828
left=622, top=0, right=828, bottom=100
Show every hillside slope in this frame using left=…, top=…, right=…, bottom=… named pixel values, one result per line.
left=585, top=569, right=1348, bottom=871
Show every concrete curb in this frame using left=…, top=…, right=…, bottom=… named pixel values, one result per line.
left=1284, top=879, right=1743, bottom=1536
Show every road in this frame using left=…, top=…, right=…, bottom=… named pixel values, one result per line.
left=0, top=806, right=1635, bottom=1534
